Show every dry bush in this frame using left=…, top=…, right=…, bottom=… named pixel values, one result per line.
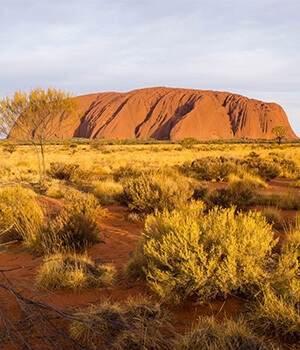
left=247, top=287, right=300, bottom=341
left=37, top=253, right=116, bottom=291
left=208, top=181, right=258, bottom=210
left=69, top=297, right=173, bottom=349
left=181, top=156, right=238, bottom=181
left=261, top=208, right=283, bottom=227
left=48, top=161, right=93, bottom=185
left=256, top=192, right=300, bottom=210
left=174, top=317, right=277, bottom=350
left=241, top=157, right=281, bottom=181
left=127, top=202, right=276, bottom=303
left=121, top=171, right=193, bottom=214
left=246, top=221, right=300, bottom=341
left=91, top=179, right=123, bottom=205
left=34, top=191, right=102, bottom=255
left=0, top=185, right=44, bottom=244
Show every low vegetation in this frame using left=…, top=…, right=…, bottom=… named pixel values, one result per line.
left=69, top=298, right=173, bottom=349
left=37, top=253, right=116, bottom=291
left=174, top=317, right=276, bottom=350
left=1, top=140, right=300, bottom=349
left=127, top=201, right=276, bottom=303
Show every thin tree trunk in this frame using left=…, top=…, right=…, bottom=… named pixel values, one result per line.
left=32, top=142, right=43, bottom=187
left=40, top=140, right=46, bottom=184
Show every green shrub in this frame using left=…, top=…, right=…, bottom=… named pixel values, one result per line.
left=121, top=171, right=193, bottom=214
left=127, top=202, right=276, bottom=303
left=174, top=317, right=276, bottom=350
left=38, top=191, right=101, bottom=254
left=0, top=186, right=44, bottom=244
left=69, top=298, right=172, bottom=349
left=37, top=253, right=116, bottom=291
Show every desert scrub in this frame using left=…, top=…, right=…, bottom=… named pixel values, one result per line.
left=121, top=171, right=193, bottom=214
left=127, top=202, right=276, bottom=304
left=37, top=253, right=116, bottom=291
left=69, top=298, right=172, bottom=349
left=174, top=317, right=277, bottom=350
left=180, top=156, right=238, bottom=181
left=0, top=185, right=44, bottom=245
left=256, top=192, right=300, bottom=210
left=242, top=157, right=281, bottom=181
left=246, top=222, right=300, bottom=342
left=91, top=179, right=123, bottom=205
left=36, top=191, right=102, bottom=254
left=48, top=162, right=93, bottom=185
left=207, top=180, right=258, bottom=210
left=247, top=287, right=300, bottom=341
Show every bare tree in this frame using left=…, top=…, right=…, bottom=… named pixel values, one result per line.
left=0, top=87, right=79, bottom=186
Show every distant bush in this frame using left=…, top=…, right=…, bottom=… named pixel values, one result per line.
left=181, top=156, right=238, bottom=181
left=127, top=202, right=276, bottom=303
left=121, top=171, right=193, bottom=214
left=174, top=317, right=275, bottom=350
left=69, top=298, right=172, bottom=349
left=49, top=162, right=80, bottom=181
left=49, top=162, right=93, bottom=185
left=242, top=158, right=281, bottom=181
left=256, top=192, right=300, bottom=210
left=0, top=186, right=44, bottom=245
left=37, top=253, right=116, bottom=291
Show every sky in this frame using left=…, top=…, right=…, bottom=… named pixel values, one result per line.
left=1, top=0, right=299, bottom=136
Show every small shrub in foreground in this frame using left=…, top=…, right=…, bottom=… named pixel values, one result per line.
left=247, top=287, right=300, bottom=341
left=37, top=253, right=116, bottom=291
left=36, top=191, right=101, bottom=254
left=69, top=298, right=172, bottom=349
left=174, top=317, right=277, bottom=350
left=121, top=171, right=193, bottom=214
left=0, top=185, right=44, bottom=244
left=127, top=202, right=276, bottom=303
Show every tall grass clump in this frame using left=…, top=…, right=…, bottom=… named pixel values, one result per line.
left=37, top=191, right=102, bottom=254
left=37, top=253, right=116, bottom=291
left=69, top=298, right=172, bottom=349
left=91, top=180, right=123, bottom=205
left=174, top=317, right=276, bottom=350
left=247, top=219, right=300, bottom=341
left=0, top=185, right=44, bottom=245
left=127, top=202, right=276, bottom=304
left=121, top=171, right=193, bottom=214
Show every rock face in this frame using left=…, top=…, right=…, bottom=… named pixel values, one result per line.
left=44, top=87, right=300, bottom=140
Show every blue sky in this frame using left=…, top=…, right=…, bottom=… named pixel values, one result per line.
left=1, top=0, right=299, bottom=136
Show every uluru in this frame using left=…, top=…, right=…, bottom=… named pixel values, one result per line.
left=16, top=87, right=300, bottom=140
